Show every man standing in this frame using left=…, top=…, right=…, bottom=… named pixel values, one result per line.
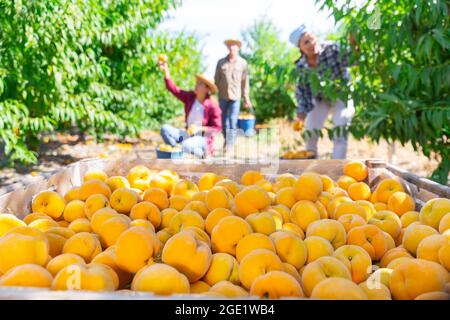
left=214, top=39, right=252, bottom=149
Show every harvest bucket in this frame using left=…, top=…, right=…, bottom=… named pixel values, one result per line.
left=156, top=149, right=183, bottom=159
left=238, top=110, right=256, bottom=137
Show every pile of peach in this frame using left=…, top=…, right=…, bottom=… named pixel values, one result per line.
left=0, top=161, right=449, bottom=300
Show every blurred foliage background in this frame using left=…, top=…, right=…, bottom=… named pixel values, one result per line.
left=0, top=0, right=202, bottom=164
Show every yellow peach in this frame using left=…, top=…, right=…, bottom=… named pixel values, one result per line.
left=90, top=207, right=119, bottom=234
left=169, top=210, right=205, bottom=232
left=23, top=212, right=50, bottom=225
left=420, top=198, right=450, bottom=230
left=438, top=240, right=450, bottom=271
left=306, top=219, right=347, bottom=249
left=311, top=277, right=368, bottom=300
left=271, top=231, right=307, bottom=269
left=83, top=169, right=108, bottom=182
left=68, top=218, right=92, bottom=233
left=0, top=264, right=53, bottom=288
left=275, top=187, right=296, bottom=209
left=190, top=281, right=211, bottom=293
left=115, top=226, right=160, bottom=273
left=105, top=176, right=131, bottom=192
left=203, top=253, right=239, bottom=286
left=301, top=256, right=352, bottom=297
left=366, top=268, right=392, bottom=289
left=281, top=223, right=305, bottom=239
left=84, top=194, right=109, bottom=220
left=32, top=191, right=65, bottom=219
left=390, top=259, right=449, bottom=300
left=293, top=173, right=323, bottom=202
left=333, top=201, right=366, bottom=220
left=250, top=271, right=304, bottom=299
left=234, top=185, right=271, bottom=218
left=162, top=230, right=212, bottom=283
left=245, top=212, right=276, bottom=236
left=387, top=192, right=415, bottom=216
left=109, top=188, right=139, bottom=214
left=28, top=218, right=60, bottom=232
left=46, top=253, right=86, bottom=276
left=290, top=200, right=321, bottom=232
left=241, top=170, right=265, bottom=185
left=402, top=223, right=438, bottom=256
left=209, top=280, right=248, bottom=298
left=379, top=247, right=413, bottom=268
left=211, top=216, right=253, bottom=256
left=235, top=233, right=275, bottom=262
left=337, top=175, right=357, bottom=191
left=45, top=232, right=67, bottom=257
left=64, top=187, right=81, bottom=202
left=338, top=214, right=366, bottom=233
left=130, top=201, right=161, bottom=229
left=172, top=179, right=199, bottom=199
left=62, top=232, right=102, bottom=262
left=63, top=200, right=86, bottom=222
left=359, top=281, right=391, bottom=300
left=348, top=182, right=371, bottom=201
left=205, top=208, right=233, bottom=235
left=401, top=211, right=420, bottom=228
left=215, top=179, right=241, bottom=196
left=415, top=291, right=450, bottom=300
left=160, top=208, right=179, bottom=229
left=371, top=178, right=404, bottom=204
left=347, top=225, right=389, bottom=260
left=238, top=249, right=284, bottom=289
left=334, top=245, right=372, bottom=284
left=92, top=247, right=133, bottom=289
left=0, top=230, right=49, bottom=274
left=416, top=234, right=447, bottom=263
left=0, top=214, right=26, bottom=236
left=52, top=262, right=118, bottom=291
left=344, top=160, right=368, bottom=182
left=368, top=210, right=402, bottom=239
left=78, top=179, right=111, bottom=201
left=438, top=212, right=450, bottom=233
left=98, top=215, right=130, bottom=248
left=169, top=195, right=190, bottom=211
left=304, top=236, right=334, bottom=264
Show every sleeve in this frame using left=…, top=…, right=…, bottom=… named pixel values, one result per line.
left=164, top=77, right=193, bottom=103
left=206, top=104, right=222, bottom=133
left=214, top=60, right=221, bottom=89
left=296, top=82, right=309, bottom=114
left=242, top=62, right=250, bottom=102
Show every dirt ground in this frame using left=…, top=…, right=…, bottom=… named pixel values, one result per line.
left=0, top=119, right=444, bottom=196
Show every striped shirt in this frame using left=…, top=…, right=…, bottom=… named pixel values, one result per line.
left=296, top=42, right=352, bottom=114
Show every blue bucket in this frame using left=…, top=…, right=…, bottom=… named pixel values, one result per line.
left=238, top=117, right=256, bottom=137
left=156, top=149, right=183, bottom=159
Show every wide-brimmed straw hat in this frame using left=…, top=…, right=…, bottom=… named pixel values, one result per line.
left=195, top=74, right=218, bottom=94
left=224, top=39, right=242, bottom=48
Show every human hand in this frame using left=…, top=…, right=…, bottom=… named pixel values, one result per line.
left=293, top=113, right=306, bottom=131
left=244, top=100, right=253, bottom=109
left=187, top=124, right=199, bottom=136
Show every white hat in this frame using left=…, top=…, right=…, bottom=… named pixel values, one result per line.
left=289, top=24, right=308, bottom=47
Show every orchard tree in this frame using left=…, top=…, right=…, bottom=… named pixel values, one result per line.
left=241, top=18, right=299, bottom=121
left=317, top=0, right=450, bottom=183
left=0, top=0, right=202, bottom=164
